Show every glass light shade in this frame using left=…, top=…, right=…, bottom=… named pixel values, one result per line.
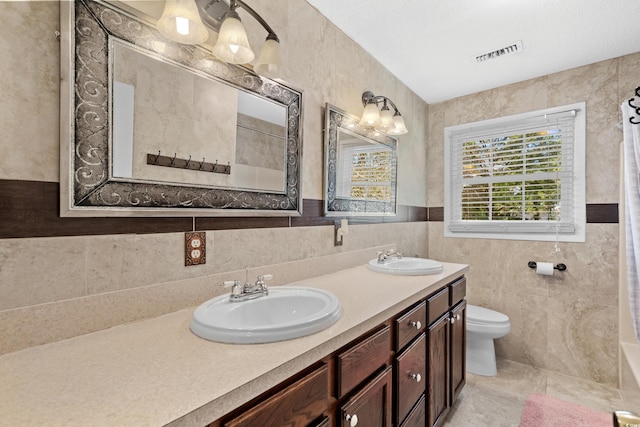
left=157, top=0, right=209, bottom=45
left=360, top=102, right=381, bottom=126
left=254, top=38, right=284, bottom=78
left=378, top=106, right=394, bottom=130
left=211, top=15, right=255, bottom=64
left=388, top=114, right=408, bottom=135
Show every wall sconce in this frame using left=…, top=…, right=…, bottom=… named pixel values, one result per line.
left=359, top=91, right=409, bottom=135
left=158, top=0, right=284, bottom=78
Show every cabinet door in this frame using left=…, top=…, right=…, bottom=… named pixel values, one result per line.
left=339, top=366, right=392, bottom=427
left=395, top=333, right=426, bottom=424
left=224, top=364, right=329, bottom=427
left=450, top=301, right=466, bottom=403
left=427, top=314, right=450, bottom=427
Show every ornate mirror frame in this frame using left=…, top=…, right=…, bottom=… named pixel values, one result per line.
left=323, top=104, right=398, bottom=217
left=60, top=0, right=303, bottom=217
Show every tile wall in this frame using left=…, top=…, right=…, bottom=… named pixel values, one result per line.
left=0, top=0, right=429, bottom=354
left=427, top=52, right=640, bottom=386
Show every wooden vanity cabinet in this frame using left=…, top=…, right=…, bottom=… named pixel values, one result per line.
left=427, top=277, right=467, bottom=427
left=208, top=276, right=466, bottom=427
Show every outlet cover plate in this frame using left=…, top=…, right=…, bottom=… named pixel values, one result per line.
left=185, top=231, right=206, bottom=266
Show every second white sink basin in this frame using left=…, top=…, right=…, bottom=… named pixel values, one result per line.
left=190, top=286, right=342, bottom=344
left=368, top=257, right=444, bottom=276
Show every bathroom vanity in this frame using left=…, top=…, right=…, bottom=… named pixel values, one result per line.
left=0, top=262, right=468, bottom=426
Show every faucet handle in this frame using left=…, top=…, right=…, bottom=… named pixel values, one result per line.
left=223, top=280, right=243, bottom=295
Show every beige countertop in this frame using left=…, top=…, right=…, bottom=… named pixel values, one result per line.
left=0, top=262, right=468, bottom=426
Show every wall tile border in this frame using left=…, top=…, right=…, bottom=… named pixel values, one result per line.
left=0, top=180, right=428, bottom=238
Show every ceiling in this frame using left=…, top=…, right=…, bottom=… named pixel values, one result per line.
left=305, top=0, right=640, bottom=104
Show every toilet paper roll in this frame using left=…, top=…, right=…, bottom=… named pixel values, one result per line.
left=536, top=262, right=554, bottom=276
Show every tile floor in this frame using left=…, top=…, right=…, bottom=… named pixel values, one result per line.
left=444, top=358, right=626, bottom=427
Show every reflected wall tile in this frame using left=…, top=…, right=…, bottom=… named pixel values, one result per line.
left=0, top=237, right=86, bottom=310
left=546, top=299, right=618, bottom=385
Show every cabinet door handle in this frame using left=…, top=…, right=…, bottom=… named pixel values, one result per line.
left=410, top=320, right=422, bottom=329
left=450, top=313, right=461, bottom=324
left=345, top=413, right=358, bottom=426
left=410, top=373, right=422, bottom=383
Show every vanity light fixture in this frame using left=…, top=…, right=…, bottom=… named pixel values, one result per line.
left=359, top=91, right=408, bottom=135
left=158, top=0, right=285, bottom=78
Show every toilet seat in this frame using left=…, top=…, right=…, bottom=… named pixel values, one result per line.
left=467, top=304, right=509, bottom=326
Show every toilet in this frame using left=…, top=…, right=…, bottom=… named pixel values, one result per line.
left=466, top=304, right=511, bottom=376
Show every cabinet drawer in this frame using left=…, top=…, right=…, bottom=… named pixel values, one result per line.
left=450, top=277, right=466, bottom=307
left=427, top=287, right=450, bottom=325
left=336, top=325, right=391, bottom=398
left=395, top=333, right=426, bottom=424
left=224, top=364, right=329, bottom=427
left=400, top=394, right=426, bottom=427
left=395, top=301, right=426, bottom=351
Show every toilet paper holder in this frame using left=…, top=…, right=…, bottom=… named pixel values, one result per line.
left=527, top=261, right=567, bottom=271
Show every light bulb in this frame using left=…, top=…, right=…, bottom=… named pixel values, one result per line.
left=176, top=16, right=189, bottom=35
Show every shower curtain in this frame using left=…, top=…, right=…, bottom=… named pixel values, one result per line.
left=622, top=100, right=640, bottom=343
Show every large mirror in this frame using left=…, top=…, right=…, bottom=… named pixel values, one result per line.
left=60, top=0, right=302, bottom=217
left=324, top=104, right=398, bottom=217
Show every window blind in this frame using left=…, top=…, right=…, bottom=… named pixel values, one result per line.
left=448, top=111, right=577, bottom=234
left=337, top=146, right=394, bottom=201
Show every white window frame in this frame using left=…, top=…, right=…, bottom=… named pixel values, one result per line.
left=444, top=102, right=586, bottom=242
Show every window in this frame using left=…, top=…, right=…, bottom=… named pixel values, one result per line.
left=444, top=102, right=585, bottom=242
left=337, top=144, right=394, bottom=202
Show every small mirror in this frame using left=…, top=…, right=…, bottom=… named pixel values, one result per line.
left=324, top=104, right=398, bottom=216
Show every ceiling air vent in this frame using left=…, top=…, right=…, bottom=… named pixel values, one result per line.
left=475, top=40, right=523, bottom=63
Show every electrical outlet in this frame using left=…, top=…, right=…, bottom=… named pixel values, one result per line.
left=185, top=231, right=206, bottom=266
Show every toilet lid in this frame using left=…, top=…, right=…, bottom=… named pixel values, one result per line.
left=467, top=304, right=509, bottom=324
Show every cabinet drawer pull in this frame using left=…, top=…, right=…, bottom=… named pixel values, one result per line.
left=450, top=314, right=461, bottom=324
left=409, top=320, right=422, bottom=330
left=345, top=413, right=359, bottom=426
left=410, top=373, right=422, bottom=383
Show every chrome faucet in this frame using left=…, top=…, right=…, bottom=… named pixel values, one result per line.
left=377, top=249, right=403, bottom=263
left=223, top=273, right=273, bottom=302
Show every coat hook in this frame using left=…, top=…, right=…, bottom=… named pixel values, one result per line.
left=199, top=157, right=206, bottom=170
left=154, top=150, right=161, bottom=165
left=185, top=155, right=191, bottom=169
left=212, top=160, right=218, bottom=173
left=170, top=153, right=177, bottom=167
left=225, top=162, right=231, bottom=173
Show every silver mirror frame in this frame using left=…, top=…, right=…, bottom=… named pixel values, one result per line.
left=323, top=104, right=398, bottom=217
left=60, top=0, right=303, bottom=217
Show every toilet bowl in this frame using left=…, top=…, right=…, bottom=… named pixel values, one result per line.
left=466, top=304, right=511, bottom=376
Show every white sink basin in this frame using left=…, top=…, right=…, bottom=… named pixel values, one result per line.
left=190, top=286, right=342, bottom=344
left=367, top=257, right=444, bottom=276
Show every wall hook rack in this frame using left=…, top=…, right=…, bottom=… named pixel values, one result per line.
left=628, top=86, right=640, bottom=125
left=146, top=152, right=231, bottom=175
left=527, top=261, right=567, bottom=271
